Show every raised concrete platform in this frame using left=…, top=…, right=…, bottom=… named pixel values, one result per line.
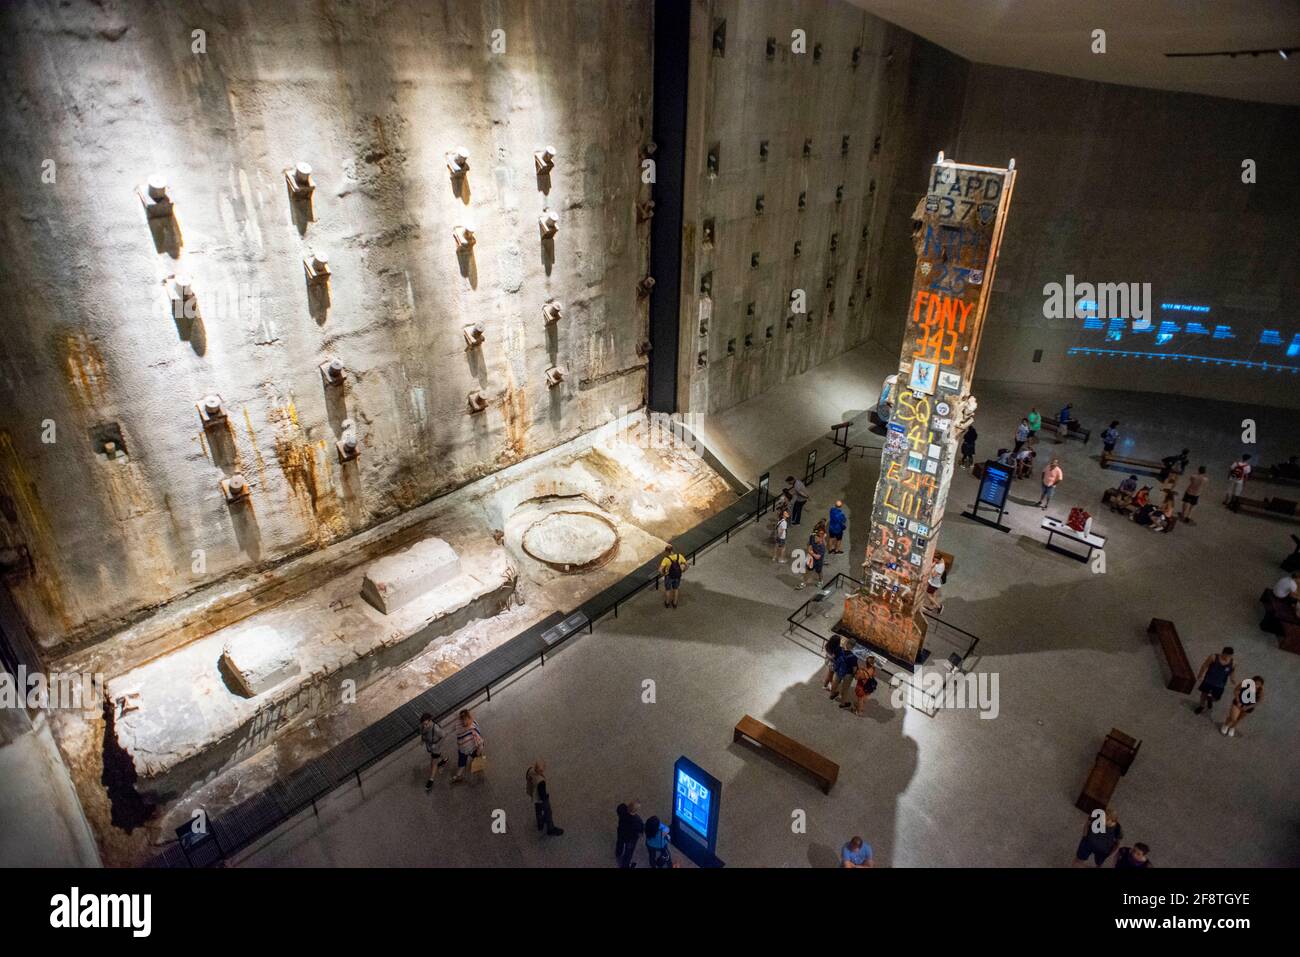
left=106, top=540, right=516, bottom=802
left=360, top=538, right=462, bottom=615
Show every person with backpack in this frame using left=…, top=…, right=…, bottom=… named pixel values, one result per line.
left=850, top=659, right=878, bottom=716
left=1224, top=454, right=1252, bottom=506
left=525, top=760, right=564, bottom=836
left=1193, top=647, right=1235, bottom=717
left=772, top=509, right=790, bottom=562
left=615, top=800, right=644, bottom=868
left=827, top=500, right=848, bottom=554
left=659, top=544, right=688, bottom=609
left=418, top=712, right=448, bottom=792
left=645, top=816, right=672, bottom=868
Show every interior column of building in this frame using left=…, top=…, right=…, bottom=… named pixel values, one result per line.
left=0, top=0, right=1296, bottom=871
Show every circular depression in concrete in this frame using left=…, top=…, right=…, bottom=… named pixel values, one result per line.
left=520, top=510, right=619, bottom=572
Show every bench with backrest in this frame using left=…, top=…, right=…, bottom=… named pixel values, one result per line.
left=1075, top=728, right=1141, bottom=814
left=1146, top=618, right=1194, bottom=693
left=734, top=714, right=838, bottom=794
left=1040, top=415, right=1091, bottom=443
left=1229, top=494, right=1300, bottom=522
left=1099, top=450, right=1179, bottom=475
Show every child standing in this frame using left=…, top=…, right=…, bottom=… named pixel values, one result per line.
left=850, top=660, right=878, bottom=715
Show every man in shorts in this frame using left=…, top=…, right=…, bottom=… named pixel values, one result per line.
left=1193, top=646, right=1235, bottom=716
left=1223, top=454, right=1252, bottom=506
left=1180, top=465, right=1209, bottom=523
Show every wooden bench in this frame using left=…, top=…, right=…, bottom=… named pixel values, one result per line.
left=1075, top=728, right=1141, bottom=814
left=1147, top=618, right=1194, bottom=693
left=1099, top=450, right=1168, bottom=475
left=1258, top=589, right=1300, bottom=655
left=734, top=714, right=838, bottom=794
left=1229, top=495, right=1300, bottom=523
left=1041, top=415, right=1090, bottom=444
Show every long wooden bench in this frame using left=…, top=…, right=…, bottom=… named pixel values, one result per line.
left=1041, top=415, right=1091, bottom=443
left=1147, top=618, right=1194, bottom=693
left=1099, top=450, right=1169, bottom=474
left=1075, top=728, right=1141, bottom=814
left=734, top=714, right=838, bottom=794
left=1229, top=494, right=1300, bottom=523
left=1258, top=588, right=1300, bottom=655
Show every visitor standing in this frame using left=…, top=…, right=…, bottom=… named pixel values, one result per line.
left=960, top=426, right=977, bottom=469
left=1193, top=647, right=1235, bottom=717
left=784, top=476, right=809, bottom=525
left=850, top=659, right=878, bottom=716
left=1180, top=466, right=1209, bottom=522
left=525, top=760, right=564, bottom=836
left=1013, top=418, right=1030, bottom=455
left=1114, top=843, right=1153, bottom=868
left=924, top=555, right=947, bottom=613
left=840, top=835, right=874, bottom=868
left=827, top=500, right=847, bottom=554
left=772, top=509, right=790, bottom=562
left=1027, top=408, right=1042, bottom=442
left=830, top=642, right=859, bottom=703
left=1101, top=420, right=1120, bottom=455
left=419, top=713, right=448, bottom=792
left=645, top=816, right=673, bottom=868
left=798, top=527, right=828, bottom=590
left=822, top=635, right=843, bottom=693
left=1223, top=454, right=1252, bottom=505
left=450, top=709, right=484, bottom=784
left=1037, top=458, right=1064, bottom=509
left=615, top=801, right=644, bottom=868
left=659, top=544, right=687, bottom=608
left=1221, top=676, right=1263, bottom=738
left=1072, top=808, right=1123, bottom=867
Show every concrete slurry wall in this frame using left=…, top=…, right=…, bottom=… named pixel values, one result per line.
left=871, top=49, right=1300, bottom=410
left=677, top=0, right=909, bottom=414
left=0, top=0, right=652, bottom=655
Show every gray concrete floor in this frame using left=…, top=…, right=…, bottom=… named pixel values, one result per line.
left=233, top=353, right=1300, bottom=868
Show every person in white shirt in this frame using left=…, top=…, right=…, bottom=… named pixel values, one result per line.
left=1273, top=571, right=1299, bottom=606
left=923, top=558, right=946, bottom=613
left=772, top=510, right=789, bottom=562
left=1223, top=455, right=1252, bottom=505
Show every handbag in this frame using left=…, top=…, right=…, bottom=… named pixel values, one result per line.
left=470, top=752, right=487, bottom=774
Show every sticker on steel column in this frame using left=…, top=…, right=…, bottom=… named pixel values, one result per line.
left=936, top=401, right=951, bottom=416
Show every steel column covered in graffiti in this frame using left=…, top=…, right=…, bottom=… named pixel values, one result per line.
left=837, top=154, right=1017, bottom=666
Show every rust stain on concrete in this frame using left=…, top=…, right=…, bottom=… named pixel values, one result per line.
left=59, top=333, right=110, bottom=409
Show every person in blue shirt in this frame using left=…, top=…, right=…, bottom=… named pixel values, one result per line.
left=830, top=643, right=859, bottom=704
left=841, top=836, right=874, bottom=868
left=645, top=815, right=672, bottom=868
left=827, top=500, right=847, bottom=554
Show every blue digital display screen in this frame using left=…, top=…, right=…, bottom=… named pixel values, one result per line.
left=978, top=461, right=1013, bottom=508
left=1068, top=297, right=1298, bottom=372
left=675, top=767, right=713, bottom=841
